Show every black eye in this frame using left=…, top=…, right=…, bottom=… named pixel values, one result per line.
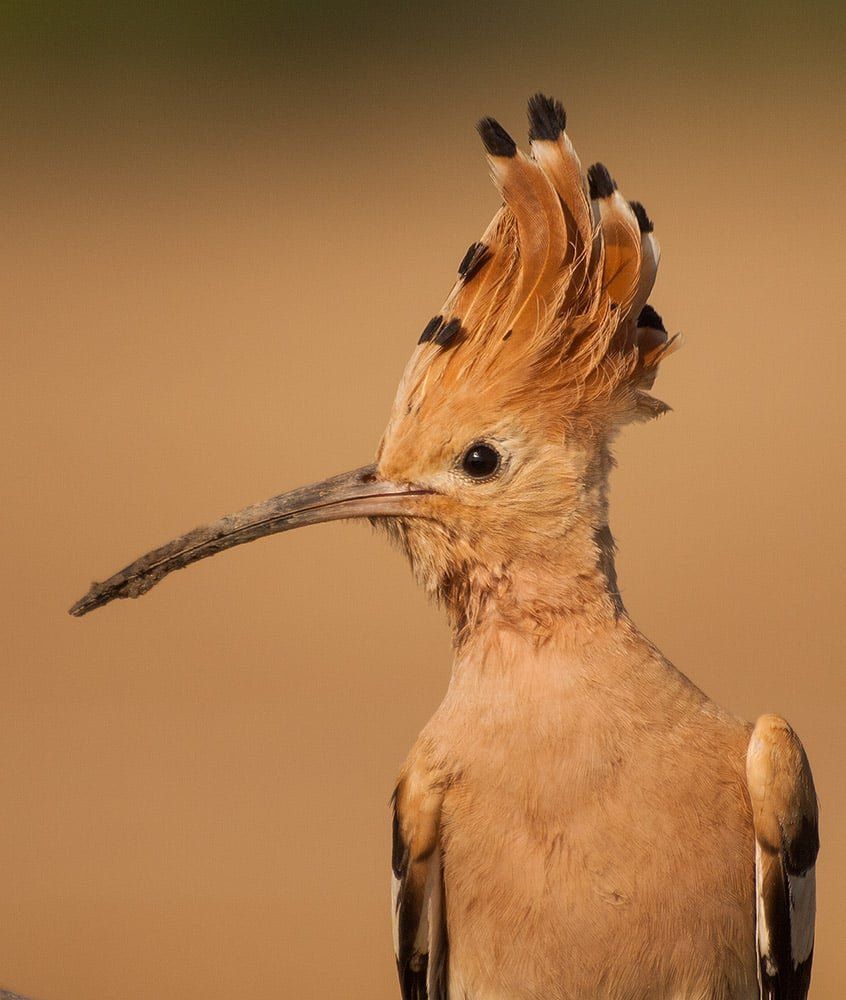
left=461, top=442, right=501, bottom=480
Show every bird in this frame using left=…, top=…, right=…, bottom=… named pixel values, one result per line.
left=70, top=94, right=819, bottom=1000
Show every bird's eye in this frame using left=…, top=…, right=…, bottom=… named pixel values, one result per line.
left=461, top=442, right=501, bottom=480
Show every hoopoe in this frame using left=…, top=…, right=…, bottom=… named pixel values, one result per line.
left=71, top=95, right=818, bottom=1000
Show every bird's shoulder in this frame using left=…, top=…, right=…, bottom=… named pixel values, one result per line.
left=391, top=745, right=451, bottom=1000
left=746, top=714, right=818, bottom=1000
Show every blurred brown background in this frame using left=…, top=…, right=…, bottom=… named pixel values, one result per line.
left=2, top=1, right=844, bottom=997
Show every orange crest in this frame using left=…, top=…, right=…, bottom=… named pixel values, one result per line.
left=382, top=94, right=680, bottom=463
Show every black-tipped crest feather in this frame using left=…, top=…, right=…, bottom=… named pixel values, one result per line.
left=458, top=242, right=481, bottom=276
left=419, top=315, right=443, bottom=344
left=458, top=242, right=492, bottom=283
left=433, top=317, right=462, bottom=347
left=637, top=304, right=665, bottom=331
left=629, top=200, right=654, bottom=234
left=588, top=162, right=616, bottom=199
left=527, top=93, right=567, bottom=142
left=477, top=117, right=517, bottom=158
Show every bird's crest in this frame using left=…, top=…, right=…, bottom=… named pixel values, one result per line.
left=388, top=94, right=680, bottom=438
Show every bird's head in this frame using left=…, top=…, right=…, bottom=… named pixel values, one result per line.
left=70, top=95, right=679, bottom=635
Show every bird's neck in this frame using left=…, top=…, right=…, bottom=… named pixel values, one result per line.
left=441, top=520, right=679, bottom=719
left=445, top=509, right=625, bottom=651
left=444, top=435, right=625, bottom=650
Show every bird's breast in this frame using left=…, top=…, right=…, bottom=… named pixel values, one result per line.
left=424, top=699, right=758, bottom=1000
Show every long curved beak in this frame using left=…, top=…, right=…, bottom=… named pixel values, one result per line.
left=69, top=464, right=430, bottom=617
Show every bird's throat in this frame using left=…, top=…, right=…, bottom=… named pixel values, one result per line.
left=442, top=517, right=625, bottom=651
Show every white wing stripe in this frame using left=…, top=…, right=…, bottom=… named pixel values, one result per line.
left=391, top=872, right=401, bottom=958
left=788, top=869, right=816, bottom=966
left=754, top=842, right=774, bottom=977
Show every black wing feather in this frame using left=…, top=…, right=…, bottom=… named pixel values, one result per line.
left=392, top=794, right=449, bottom=999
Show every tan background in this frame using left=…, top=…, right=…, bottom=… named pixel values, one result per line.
left=2, top=2, right=844, bottom=997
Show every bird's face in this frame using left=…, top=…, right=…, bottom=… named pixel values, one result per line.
left=371, top=370, right=606, bottom=605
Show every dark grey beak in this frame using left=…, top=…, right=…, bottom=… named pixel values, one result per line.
left=69, top=464, right=430, bottom=617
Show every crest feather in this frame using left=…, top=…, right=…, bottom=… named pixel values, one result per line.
left=404, top=96, right=679, bottom=428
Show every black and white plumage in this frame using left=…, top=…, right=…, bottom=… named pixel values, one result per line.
left=747, top=714, right=819, bottom=999
left=392, top=784, right=449, bottom=1000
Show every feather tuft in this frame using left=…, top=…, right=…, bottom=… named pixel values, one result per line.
left=629, top=200, right=654, bottom=234
left=527, top=93, right=567, bottom=142
left=588, top=163, right=616, bottom=199
left=477, top=117, right=517, bottom=158
left=388, top=98, right=679, bottom=437
left=637, top=305, right=665, bottom=331
left=457, top=242, right=492, bottom=283
left=634, top=394, right=671, bottom=420
left=433, top=318, right=463, bottom=347
left=419, top=316, right=444, bottom=344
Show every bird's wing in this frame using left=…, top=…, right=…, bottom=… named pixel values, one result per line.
left=746, top=714, right=819, bottom=1000
left=391, top=768, right=448, bottom=1000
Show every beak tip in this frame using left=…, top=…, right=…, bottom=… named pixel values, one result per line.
left=69, top=569, right=167, bottom=617
left=68, top=584, right=101, bottom=618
